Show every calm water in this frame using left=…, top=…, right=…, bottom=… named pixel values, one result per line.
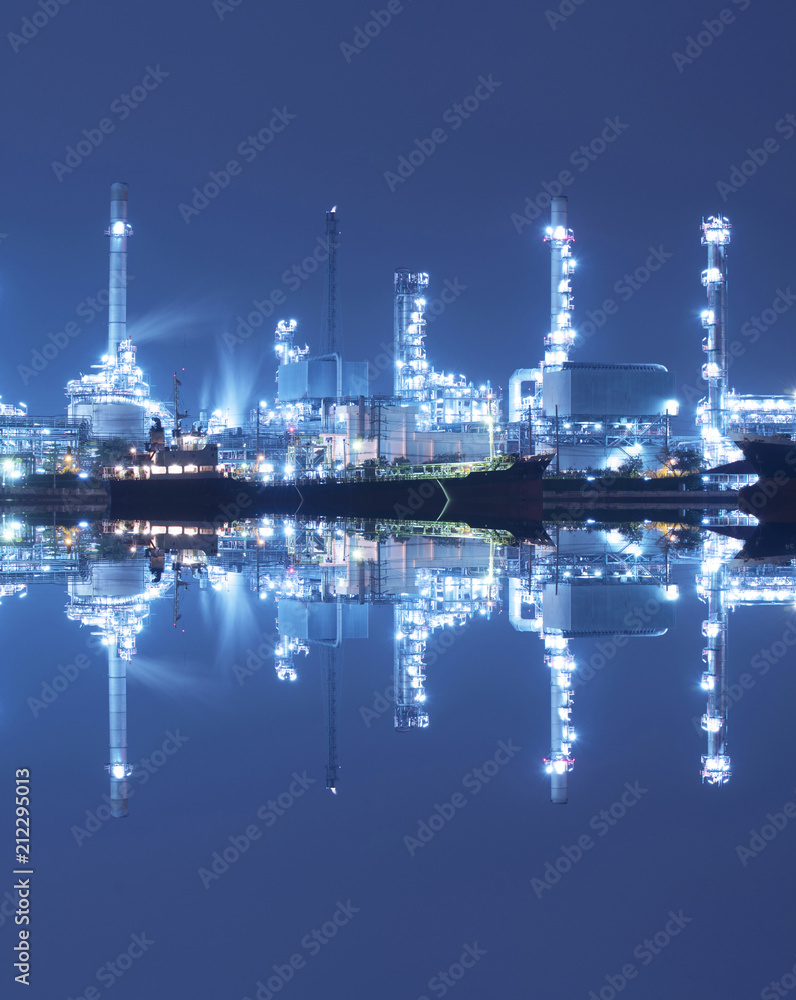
left=4, top=513, right=795, bottom=999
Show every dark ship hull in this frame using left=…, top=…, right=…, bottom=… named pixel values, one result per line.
left=108, top=454, right=553, bottom=526
left=735, top=435, right=796, bottom=522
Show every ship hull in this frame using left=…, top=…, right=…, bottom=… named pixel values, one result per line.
left=734, top=435, right=796, bottom=522
left=108, top=455, right=552, bottom=525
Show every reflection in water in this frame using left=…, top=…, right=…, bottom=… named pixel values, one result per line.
left=66, top=558, right=171, bottom=817
left=7, top=512, right=796, bottom=814
left=508, top=526, right=676, bottom=802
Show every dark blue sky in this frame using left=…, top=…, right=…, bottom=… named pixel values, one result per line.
left=3, top=1, right=796, bottom=995
left=2, top=0, right=795, bottom=421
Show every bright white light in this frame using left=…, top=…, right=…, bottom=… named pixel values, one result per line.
left=111, top=221, right=125, bottom=236
left=665, top=400, right=679, bottom=416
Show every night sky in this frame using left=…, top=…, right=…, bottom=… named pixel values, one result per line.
left=2, top=0, right=796, bottom=423
left=3, top=0, right=796, bottom=997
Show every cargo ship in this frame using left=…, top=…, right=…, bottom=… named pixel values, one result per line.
left=108, top=447, right=553, bottom=525
left=735, top=434, right=796, bottom=521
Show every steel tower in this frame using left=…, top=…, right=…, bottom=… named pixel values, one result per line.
left=106, top=182, right=133, bottom=356
left=699, top=216, right=731, bottom=468
left=320, top=207, right=341, bottom=358
left=542, top=196, right=576, bottom=371
left=393, top=269, right=430, bottom=399
left=320, top=646, right=342, bottom=792
left=697, top=541, right=731, bottom=785
left=543, top=636, right=576, bottom=804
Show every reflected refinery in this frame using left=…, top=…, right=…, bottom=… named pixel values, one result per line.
left=8, top=513, right=795, bottom=807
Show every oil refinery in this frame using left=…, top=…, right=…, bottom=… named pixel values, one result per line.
left=2, top=180, right=791, bottom=484
left=5, top=512, right=793, bottom=806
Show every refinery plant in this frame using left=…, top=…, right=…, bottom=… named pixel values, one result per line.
left=5, top=513, right=793, bottom=804
left=2, top=180, right=791, bottom=483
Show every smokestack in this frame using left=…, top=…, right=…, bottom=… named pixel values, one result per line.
left=106, top=182, right=131, bottom=355
left=543, top=196, right=575, bottom=370
left=320, top=207, right=341, bottom=358
left=107, top=652, right=131, bottom=818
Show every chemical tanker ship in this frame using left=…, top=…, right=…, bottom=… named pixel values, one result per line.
left=735, top=434, right=796, bottom=521
left=108, top=450, right=553, bottom=525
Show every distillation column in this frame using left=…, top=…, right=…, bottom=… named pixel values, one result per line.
left=393, top=604, right=429, bottom=731
left=542, top=197, right=576, bottom=372
left=543, top=635, right=576, bottom=805
left=393, top=270, right=430, bottom=400
left=107, top=182, right=132, bottom=356
left=699, top=559, right=731, bottom=784
left=699, top=216, right=731, bottom=468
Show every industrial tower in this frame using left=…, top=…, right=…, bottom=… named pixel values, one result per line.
left=107, top=182, right=132, bottom=356
left=320, top=207, right=342, bottom=358
left=66, top=183, right=168, bottom=439
left=393, top=269, right=430, bottom=399
left=542, top=197, right=577, bottom=371
left=320, top=646, right=343, bottom=792
left=698, top=216, right=731, bottom=469
left=698, top=550, right=731, bottom=785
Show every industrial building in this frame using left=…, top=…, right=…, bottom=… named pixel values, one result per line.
left=507, top=196, right=679, bottom=472
left=65, top=183, right=169, bottom=442
left=2, top=180, right=794, bottom=481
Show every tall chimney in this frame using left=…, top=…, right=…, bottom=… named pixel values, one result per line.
left=106, top=182, right=131, bottom=355
left=543, top=196, right=576, bottom=370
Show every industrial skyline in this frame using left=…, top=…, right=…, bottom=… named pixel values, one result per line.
left=3, top=0, right=794, bottom=996
left=3, top=2, right=795, bottom=428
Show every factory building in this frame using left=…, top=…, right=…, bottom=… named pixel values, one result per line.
left=508, top=196, right=676, bottom=472
left=510, top=527, right=676, bottom=804
left=541, top=361, right=677, bottom=471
